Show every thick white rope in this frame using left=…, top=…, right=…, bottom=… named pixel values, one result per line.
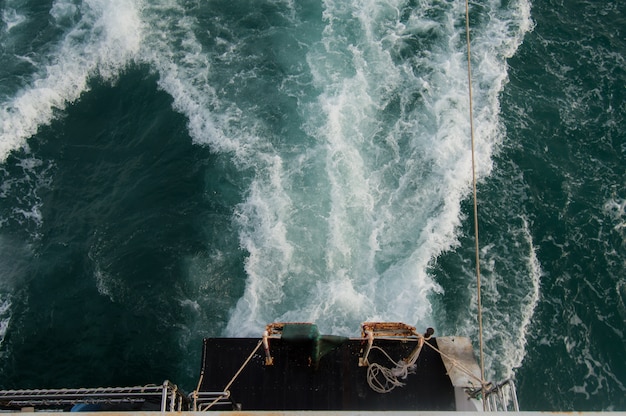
left=366, top=342, right=422, bottom=393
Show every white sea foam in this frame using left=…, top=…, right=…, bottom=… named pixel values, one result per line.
left=225, top=0, right=533, bottom=337
left=0, top=234, right=34, bottom=346
left=0, top=296, right=10, bottom=345
left=0, top=0, right=535, bottom=353
left=0, top=0, right=142, bottom=162
left=453, top=213, right=543, bottom=382
left=499, top=217, right=542, bottom=380
left=618, top=279, right=626, bottom=321
left=2, top=8, right=27, bottom=32
left=558, top=303, right=626, bottom=401
left=227, top=157, right=297, bottom=335
left=0, top=155, right=51, bottom=232
left=604, top=198, right=626, bottom=225
left=2, top=0, right=297, bottom=336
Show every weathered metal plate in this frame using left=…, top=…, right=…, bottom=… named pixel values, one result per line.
left=436, top=336, right=482, bottom=389
left=198, top=337, right=456, bottom=411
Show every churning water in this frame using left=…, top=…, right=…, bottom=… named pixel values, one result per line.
left=0, top=0, right=624, bottom=410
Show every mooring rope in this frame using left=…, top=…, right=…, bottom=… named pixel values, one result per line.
left=422, top=339, right=486, bottom=387
left=364, top=335, right=490, bottom=395
left=465, top=0, right=487, bottom=407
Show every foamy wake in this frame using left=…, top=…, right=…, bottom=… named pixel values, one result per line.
left=483, top=217, right=542, bottom=381
left=0, top=296, right=10, bottom=346
left=0, top=0, right=142, bottom=162
left=225, top=0, right=534, bottom=338
left=0, top=0, right=536, bottom=375
left=0, top=0, right=143, bottom=334
left=0, top=235, right=33, bottom=347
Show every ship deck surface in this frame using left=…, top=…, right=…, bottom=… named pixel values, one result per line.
left=198, top=337, right=456, bottom=411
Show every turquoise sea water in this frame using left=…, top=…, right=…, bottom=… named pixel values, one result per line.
left=0, top=0, right=624, bottom=410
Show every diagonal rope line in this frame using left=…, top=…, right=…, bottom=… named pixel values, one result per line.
left=202, top=340, right=263, bottom=410
left=465, top=0, right=487, bottom=408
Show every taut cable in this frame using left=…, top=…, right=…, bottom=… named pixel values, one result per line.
left=464, top=0, right=486, bottom=408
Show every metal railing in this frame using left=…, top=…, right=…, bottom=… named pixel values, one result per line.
left=190, top=390, right=240, bottom=411
left=0, top=380, right=188, bottom=412
left=483, top=379, right=519, bottom=411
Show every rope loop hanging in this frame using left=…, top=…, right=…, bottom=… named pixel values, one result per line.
left=366, top=345, right=419, bottom=393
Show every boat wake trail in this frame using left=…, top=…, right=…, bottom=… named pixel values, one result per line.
left=224, top=0, right=534, bottom=343
left=0, top=0, right=535, bottom=383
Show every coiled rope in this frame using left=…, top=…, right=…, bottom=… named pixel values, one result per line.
left=366, top=346, right=418, bottom=393
left=366, top=337, right=488, bottom=394
left=366, top=336, right=425, bottom=393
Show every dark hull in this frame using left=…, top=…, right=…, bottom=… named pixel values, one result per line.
left=197, top=337, right=455, bottom=411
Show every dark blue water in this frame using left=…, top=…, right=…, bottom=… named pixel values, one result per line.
left=0, top=0, right=624, bottom=410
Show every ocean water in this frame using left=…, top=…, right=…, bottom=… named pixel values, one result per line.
left=0, top=0, right=624, bottom=411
